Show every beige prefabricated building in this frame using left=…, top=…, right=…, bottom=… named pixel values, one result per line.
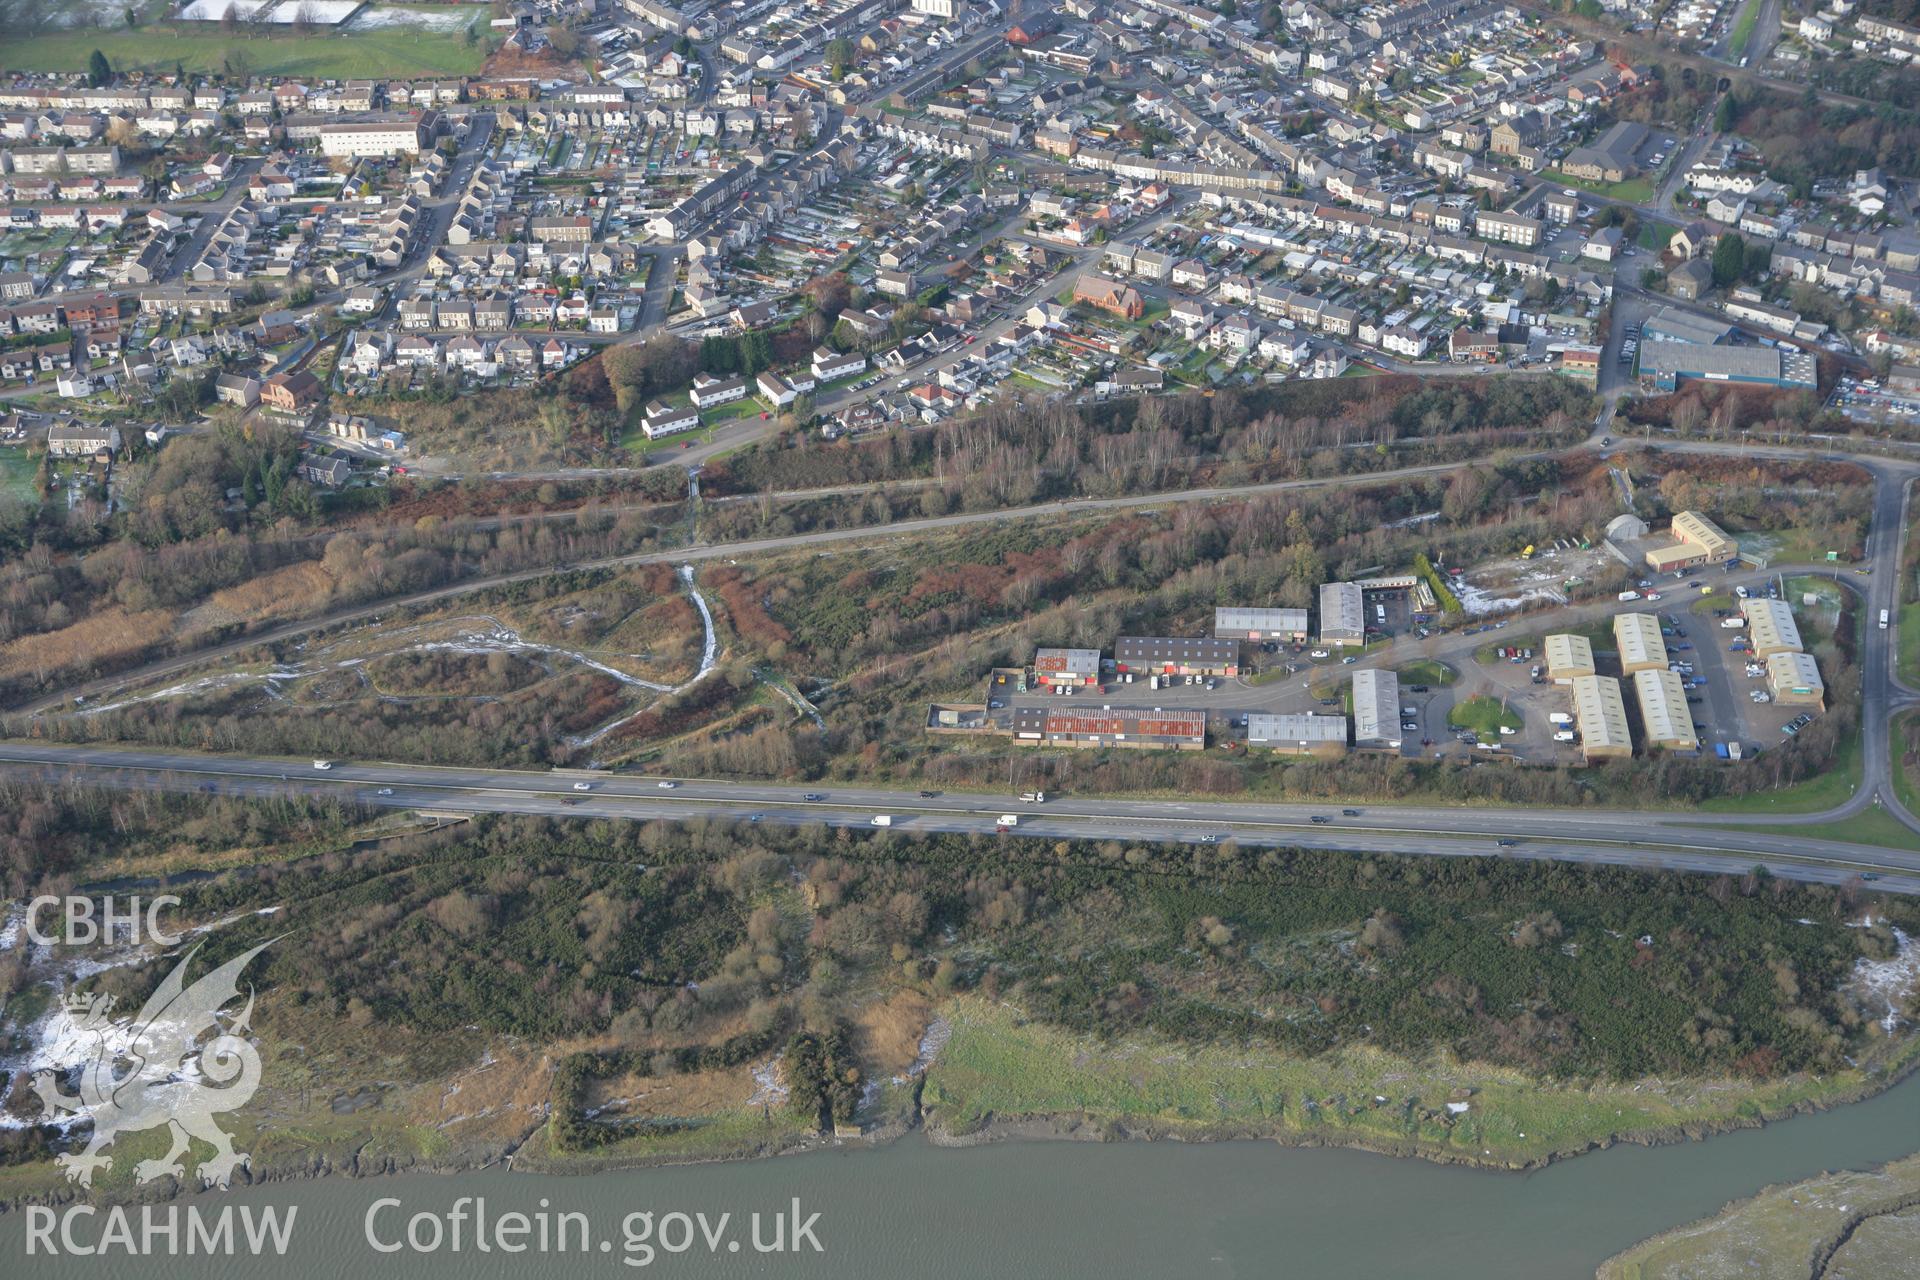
left=1613, top=613, right=1669, bottom=674
left=1633, top=668, right=1698, bottom=751
left=1544, top=632, right=1596, bottom=681
left=1570, top=674, right=1632, bottom=760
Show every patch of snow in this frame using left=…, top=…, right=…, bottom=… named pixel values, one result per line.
left=1452, top=574, right=1568, bottom=618
left=1849, top=922, right=1919, bottom=1034
left=746, top=1058, right=788, bottom=1107
left=346, top=5, right=476, bottom=32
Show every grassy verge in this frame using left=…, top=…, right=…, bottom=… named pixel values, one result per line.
left=1701, top=728, right=1864, bottom=815
left=1395, top=659, right=1455, bottom=686
left=1897, top=708, right=1920, bottom=803
left=1729, top=0, right=1761, bottom=59
left=1721, top=809, right=1920, bottom=852
left=1448, top=694, right=1523, bottom=735
left=0, top=23, right=489, bottom=79
left=923, top=997, right=1920, bottom=1171
left=1900, top=603, right=1920, bottom=689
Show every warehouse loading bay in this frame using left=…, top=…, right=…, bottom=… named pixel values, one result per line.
left=981, top=575, right=1825, bottom=763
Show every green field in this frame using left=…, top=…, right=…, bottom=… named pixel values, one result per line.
left=1541, top=169, right=1658, bottom=205
left=0, top=23, right=489, bottom=80
left=0, top=446, right=39, bottom=504
left=1448, top=695, right=1523, bottom=735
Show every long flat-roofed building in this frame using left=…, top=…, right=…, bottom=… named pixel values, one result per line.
left=1319, top=581, right=1364, bottom=647
left=1244, top=713, right=1348, bottom=756
left=1033, top=647, right=1101, bottom=686
left=1351, top=668, right=1401, bottom=750
left=1614, top=612, right=1669, bottom=674
left=1570, top=674, right=1632, bottom=760
left=1544, top=632, right=1596, bottom=681
left=1740, top=598, right=1804, bottom=658
left=1015, top=706, right=1207, bottom=751
left=1766, top=651, right=1824, bottom=707
left=1633, top=668, right=1698, bottom=751
left=1641, top=341, right=1816, bottom=392
left=1214, top=607, right=1310, bottom=641
left=1113, top=636, right=1240, bottom=676
left=1645, top=509, right=1739, bottom=572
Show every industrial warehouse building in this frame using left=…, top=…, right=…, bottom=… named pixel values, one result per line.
left=1113, top=636, right=1241, bottom=677
left=1544, top=633, right=1596, bottom=681
left=1633, top=668, right=1699, bottom=751
left=1570, top=674, right=1632, bottom=760
left=1244, top=713, right=1349, bottom=756
left=1614, top=613, right=1670, bottom=674
left=1640, top=341, right=1817, bottom=393
left=1644, top=510, right=1739, bottom=573
left=1214, top=607, right=1310, bottom=642
left=1319, top=581, right=1365, bottom=647
left=1009, top=706, right=1206, bottom=751
left=1351, top=669, right=1402, bottom=751
left=1740, top=598, right=1804, bottom=659
left=1766, top=651, right=1825, bottom=707
left=1033, top=647, right=1101, bottom=686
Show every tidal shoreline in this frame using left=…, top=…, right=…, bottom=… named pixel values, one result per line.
left=7, top=1048, right=1920, bottom=1216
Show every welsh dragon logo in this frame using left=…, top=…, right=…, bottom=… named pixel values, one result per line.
left=32, top=939, right=274, bottom=1190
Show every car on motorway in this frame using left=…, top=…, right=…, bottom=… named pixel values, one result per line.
left=376, top=787, right=394, bottom=796
left=1496, top=839, right=1518, bottom=848
left=918, top=789, right=939, bottom=798
left=803, top=792, right=823, bottom=801
left=312, top=760, right=333, bottom=770
left=574, top=782, right=592, bottom=792
left=1310, top=815, right=1332, bottom=824
left=748, top=813, right=763, bottom=823
left=1342, top=808, right=1361, bottom=817
left=657, top=781, right=677, bottom=789
left=1309, top=649, right=1329, bottom=658
left=1196, top=834, right=1219, bottom=843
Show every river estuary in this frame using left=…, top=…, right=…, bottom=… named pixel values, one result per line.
left=8, top=1071, right=1920, bottom=1278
